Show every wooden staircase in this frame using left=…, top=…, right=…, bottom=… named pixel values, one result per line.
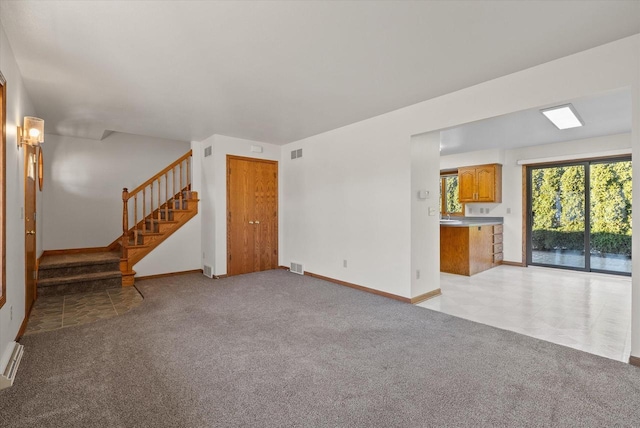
left=109, top=150, right=198, bottom=286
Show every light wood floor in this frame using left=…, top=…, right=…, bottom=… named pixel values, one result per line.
left=418, top=265, right=630, bottom=362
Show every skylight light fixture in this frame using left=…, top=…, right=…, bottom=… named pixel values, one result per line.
left=540, top=104, right=583, bottom=130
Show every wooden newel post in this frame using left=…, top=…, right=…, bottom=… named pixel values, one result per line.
left=121, top=188, right=129, bottom=256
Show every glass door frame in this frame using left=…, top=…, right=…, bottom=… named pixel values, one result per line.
left=526, top=155, right=631, bottom=277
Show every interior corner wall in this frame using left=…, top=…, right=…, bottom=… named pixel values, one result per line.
left=0, top=22, right=36, bottom=366
left=197, top=134, right=281, bottom=276
left=410, top=132, right=441, bottom=298
left=440, top=133, right=632, bottom=264
left=281, top=35, right=639, bottom=299
left=42, top=133, right=190, bottom=250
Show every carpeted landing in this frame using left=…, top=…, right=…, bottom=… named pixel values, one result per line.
left=2, top=270, right=640, bottom=427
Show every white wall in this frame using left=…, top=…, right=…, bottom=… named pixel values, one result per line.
left=0, top=23, right=37, bottom=369
left=133, top=139, right=203, bottom=277
left=411, top=132, right=441, bottom=298
left=440, top=133, right=632, bottom=263
left=281, top=121, right=412, bottom=297
left=440, top=148, right=505, bottom=171
left=198, top=134, right=281, bottom=276
left=42, top=132, right=190, bottom=250
left=281, top=35, right=639, bottom=303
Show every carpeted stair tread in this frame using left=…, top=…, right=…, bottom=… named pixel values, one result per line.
left=38, top=270, right=122, bottom=287
left=39, top=251, right=121, bottom=270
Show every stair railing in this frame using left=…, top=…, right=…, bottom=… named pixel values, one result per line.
left=120, top=150, right=193, bottom=261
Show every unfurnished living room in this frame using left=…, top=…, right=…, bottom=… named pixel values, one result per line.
left=1, top=1, right=640, bottom=426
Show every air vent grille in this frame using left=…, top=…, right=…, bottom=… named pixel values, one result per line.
left=290, top=262, right=304, bottom=275
left=290, top=148, right=303, bottom=160
left=203, top=265, right=213, bottom=278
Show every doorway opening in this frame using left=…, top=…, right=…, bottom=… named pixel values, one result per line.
left=526, top=156, right=632, bottom=275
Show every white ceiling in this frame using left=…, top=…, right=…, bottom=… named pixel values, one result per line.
left=440, top=88, right=633, bottom=156
left=1, top=1, right=639, bottom=144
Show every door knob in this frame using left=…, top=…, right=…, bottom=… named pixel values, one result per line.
left=249, top=221, right=254, bottom=224
left=255, top=221, right=260, bottom=224
left=26, top=230, right=35, bottom=235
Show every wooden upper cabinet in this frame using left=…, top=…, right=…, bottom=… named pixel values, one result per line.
left=457, top=164, right=502, bottom=203
left=458, top=168, right=476, bottom=202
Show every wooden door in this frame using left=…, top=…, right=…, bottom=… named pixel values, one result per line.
left=227, top=156, right=278, bottom=276
left=457, top=167, right=476, bottom=202
left=476, top=165, right=495, bottom=202
left=24, top=145, right=37, bottom=312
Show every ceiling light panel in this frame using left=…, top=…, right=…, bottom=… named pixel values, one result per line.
left=541, top=104, right=583, bottom=130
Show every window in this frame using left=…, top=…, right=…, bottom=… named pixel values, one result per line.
left=440, top=174, right=463, bottom=216
left=0, top=72, right=5, bottom=308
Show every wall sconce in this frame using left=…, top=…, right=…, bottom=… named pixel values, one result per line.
left=17, top=116, right=45, bottom=148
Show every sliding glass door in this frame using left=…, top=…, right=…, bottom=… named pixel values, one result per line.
left=527, top=158, right=631, bottom=275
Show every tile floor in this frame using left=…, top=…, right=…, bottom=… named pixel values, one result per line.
left=418, top=265, right=631, bottom=362
left=25, top=287, right=143, bottom=335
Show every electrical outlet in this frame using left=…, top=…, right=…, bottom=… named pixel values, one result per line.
left=479, top=208, right=484, bottom=214
left=416, top=270, right=420, bottom=280
left=343, top=259, right=347, bottom=268
left=507, top=208, right=512, bottom=214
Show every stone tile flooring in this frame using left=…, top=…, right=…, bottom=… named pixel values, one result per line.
left=25, top=287, right=143, bottom=335
left=418, top=265, right=631, bottom=362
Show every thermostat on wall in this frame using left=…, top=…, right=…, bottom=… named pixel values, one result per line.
left=418, top=190, right=429, bottom=200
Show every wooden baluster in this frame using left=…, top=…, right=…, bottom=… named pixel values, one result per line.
left=134, top=194, right=138, bottom=246
left=121, top=188, right=129, bottom=254
left=142, top=189, right=147, bottom=234
left=172, top=167, right=176, bottom=208
left=186, top=156, right=191, bottom=191
left=165, top=172, right=169, bottom=221
left=150, top=182, right=154, bottom=233
left=179, top=161, right=184, bottom=208
left=157, top=178, right=161, bottom=223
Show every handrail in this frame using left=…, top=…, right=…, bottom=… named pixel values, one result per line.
left=126, top=150, right=192, bottom=199
left=120, top=150, right=193, bottom=256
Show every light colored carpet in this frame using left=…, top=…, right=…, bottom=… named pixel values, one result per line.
left=2, top=270, right=640, bottom=427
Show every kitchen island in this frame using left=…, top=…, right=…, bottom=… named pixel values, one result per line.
left=440, top=217, right=503, bottom=276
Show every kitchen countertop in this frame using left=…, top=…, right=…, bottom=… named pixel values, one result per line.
left=439, top=216, right=503, bottom=227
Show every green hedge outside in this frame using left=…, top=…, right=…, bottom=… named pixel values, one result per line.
left=532, top=230, right=631, bottom=256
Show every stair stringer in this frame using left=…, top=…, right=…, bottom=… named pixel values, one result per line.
left=118, top=194, right=199, bottom=286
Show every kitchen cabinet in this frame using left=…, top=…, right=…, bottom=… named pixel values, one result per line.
left=440, top=224, right=503, bottom=276
left=458, top=164, right=502, bottom=203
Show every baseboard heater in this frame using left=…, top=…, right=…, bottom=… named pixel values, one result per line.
left=0, top=341, right=24, bottom=390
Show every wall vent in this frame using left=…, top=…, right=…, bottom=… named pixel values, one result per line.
left=290, top=148, right=303, bottom=160
left=203, top=265, right=213, bottom=278
left=204, top=146, right=212, bottom=157
left=290, top=262, right=304, bottom=275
